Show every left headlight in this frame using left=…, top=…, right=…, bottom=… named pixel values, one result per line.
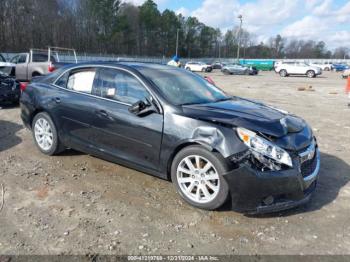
left=236, top=127, right=293, bottom=167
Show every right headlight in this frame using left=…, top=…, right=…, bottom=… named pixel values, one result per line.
left=236, top=127, right=293, bottom=167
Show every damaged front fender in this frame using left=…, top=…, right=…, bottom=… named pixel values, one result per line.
left=190, top=126, right=244, bottom=158
left=159, top=112, right=248, bottom=177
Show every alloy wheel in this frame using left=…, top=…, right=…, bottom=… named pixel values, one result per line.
left=34, top=118, right=54, bottom=151
left=176, top=155, right=220, bottom=204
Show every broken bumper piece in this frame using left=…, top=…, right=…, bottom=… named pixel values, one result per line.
left=224, top=147, right=320, bottom=214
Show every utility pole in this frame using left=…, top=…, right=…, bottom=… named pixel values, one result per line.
left=236, top=14, right=243, bottom=62
left=176, top=29, right=179, bottom=56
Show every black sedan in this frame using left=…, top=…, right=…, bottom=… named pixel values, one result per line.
left=20, top=62, right=320, bottom=213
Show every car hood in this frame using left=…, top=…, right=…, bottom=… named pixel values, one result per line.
left=182, top=97, right=306, bottom=138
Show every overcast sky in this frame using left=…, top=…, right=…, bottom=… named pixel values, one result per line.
left=125, top=0, right=350, bottom=49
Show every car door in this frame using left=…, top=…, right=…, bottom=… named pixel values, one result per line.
left=91, top=67, right=164, bottom=171
left=295, top=63, right=307, bottom=74
left=50, top=67, right=103, bottom=150
left=15, top=54, right=29, bottom=81
left=192, top=62, right=201, bottom=72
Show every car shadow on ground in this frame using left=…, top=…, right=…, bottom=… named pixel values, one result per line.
left=244, top=152, right=350, bottom=218
left=0, top=102, right=19, bottom=109
left=0, top=120, right=23, bottom=152
left=59, top=149, right=85, bottom=156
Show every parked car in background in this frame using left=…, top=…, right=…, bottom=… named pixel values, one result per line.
left=275, top=62, right=322, bottom=78
left=245, top=65, right=259, bottom=75
left=332, top=63, right=349, bottom=72
left=212, top=61, right=223, bottom=69
left=342, top=69, right=350, bottom=79
left=221, top=63, right=249, bottom=75
left=11, top=47, right=77, bottom=81
left=308, top=62, right=333, bottom=71
left=0, top=53, right=15, bottom=75
left=185, top=61, right=213, bottom=72
left=20, top=62, right=319, bottom=213
left=0, top=72, right=20, bottom=104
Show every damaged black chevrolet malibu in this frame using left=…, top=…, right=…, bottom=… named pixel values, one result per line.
left=20, top=62, right=320, bottom=214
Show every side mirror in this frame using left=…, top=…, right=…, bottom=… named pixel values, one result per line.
left=128, top=99, right=156, bottom=116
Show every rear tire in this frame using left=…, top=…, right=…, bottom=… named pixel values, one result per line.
left=171, top=145, right=229, bottom=210
left=279, top=69, right=287, bottom=77
left=185, top=67, right=191, bottom=71
left=32, top=112, right=64, bottom=155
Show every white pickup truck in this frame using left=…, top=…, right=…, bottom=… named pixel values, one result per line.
left=275, top=62, right=322, bottom=78
left=10, top=47, right=77, bottom=82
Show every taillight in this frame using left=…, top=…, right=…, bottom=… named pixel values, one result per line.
left=20, top=82, right=28, bottom=92
left=48, top=62, right=55, bottom=72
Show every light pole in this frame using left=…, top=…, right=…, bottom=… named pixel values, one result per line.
left=176, top=29, right=179, bottom=56
left=236, top=14, right=243, bottom=62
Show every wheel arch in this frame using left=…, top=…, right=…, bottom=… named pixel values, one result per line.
left=30, top=108, right=58, bottom=132
left=166, top=140, right=222, bottom=181
left=32, top=71, right=42, bottom=77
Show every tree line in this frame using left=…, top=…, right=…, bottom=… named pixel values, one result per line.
left=0, top=0, right=349, bottom=59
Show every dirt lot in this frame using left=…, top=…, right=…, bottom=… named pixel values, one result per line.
left=0, top=70, right=349, bottom=255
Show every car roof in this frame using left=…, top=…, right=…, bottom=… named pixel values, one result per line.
left=40, top=61, right=184, bottom=83
left=59, top=61, right=175, bottom=71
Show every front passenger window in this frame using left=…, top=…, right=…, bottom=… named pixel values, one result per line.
left=97, top=68, right=149, bottom=104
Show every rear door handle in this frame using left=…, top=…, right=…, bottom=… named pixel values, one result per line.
left=53, top=97, right=61, bottom=103
left=96, top=109, right=109, bottom=117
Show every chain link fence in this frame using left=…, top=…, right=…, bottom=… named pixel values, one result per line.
left=2, top=52, right=350, bottom=64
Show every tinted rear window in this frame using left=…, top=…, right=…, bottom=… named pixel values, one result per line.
left=32, top=54, right=56, bottom=62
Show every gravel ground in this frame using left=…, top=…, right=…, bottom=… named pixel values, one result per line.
left=0, top=70, right=349, bottom=255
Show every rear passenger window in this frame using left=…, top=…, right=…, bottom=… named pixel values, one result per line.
left=32, top=54, right=56, bottom=62
left=97, top=68, right=149, bottom=104
left=55, top=72, right=69, bottom=88
left=18, top=55, right=27, bottom=64
left=67, top=70, right=96, bottom=94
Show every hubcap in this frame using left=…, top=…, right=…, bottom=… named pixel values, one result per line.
left=177, top=155, right=220, bottom=204
left=34, top=118, right=53, bottom=151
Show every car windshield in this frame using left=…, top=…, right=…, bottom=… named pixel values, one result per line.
left=140, top=68, right=229, bottom=105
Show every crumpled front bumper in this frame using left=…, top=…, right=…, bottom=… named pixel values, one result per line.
left=223, top=147, right=320, bottom=214
left=0, top=77, right=20, bottom=103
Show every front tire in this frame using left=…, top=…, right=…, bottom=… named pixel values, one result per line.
left=171, top=145, right=229, bottom=210
left=307, top=70, right=315, bottom=78
left=32, top=112, right=64, bottom=155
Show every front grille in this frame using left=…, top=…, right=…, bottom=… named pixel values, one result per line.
left=301, top=154, right=317, bottom=178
